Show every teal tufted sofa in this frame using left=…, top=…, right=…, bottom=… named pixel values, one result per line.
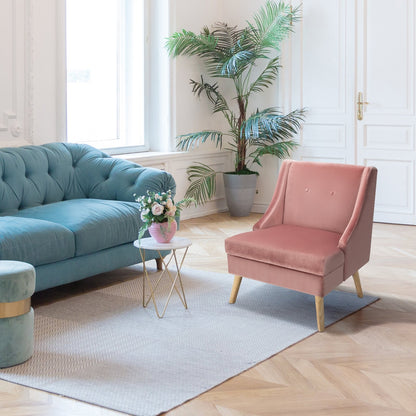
left=0, top=143, right=176, bottom=292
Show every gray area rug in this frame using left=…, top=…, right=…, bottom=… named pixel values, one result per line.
left=0, top=268, right=377, bottom=416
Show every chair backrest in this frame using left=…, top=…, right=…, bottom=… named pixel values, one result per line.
left=282, top=161, right=370, bottom=234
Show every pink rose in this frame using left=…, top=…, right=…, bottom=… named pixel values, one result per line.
left=151, top=203, right=164, bottom=216
left=167, top=205, right=177, bottom=217
left=166, top=199, right=173, bottom=209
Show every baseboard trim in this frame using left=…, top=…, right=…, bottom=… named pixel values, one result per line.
left=180, top=202, right=267, bottom=221
left=180, top=202, right=228, bottom=220
left=251, top=203, right=268, bottom=214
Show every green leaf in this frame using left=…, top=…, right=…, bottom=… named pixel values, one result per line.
left=175, top=197, right=197, bottom=210
left=184, top=163, right=218, bottom=205
left=190, top=78, right=231, bottom=114
left=248, top=1, right=299, bottom=52
left=243, top=108, right=306, bottom=142
left=137, top=224, right=148, bottom=241
left=218, top=50, right=256, bottom=78
left=249, top=141, right=298, bottom=166
left=210, top=22, right=246, bottom=51
left=203, top=24, right=259, bottom=78
left=246, top=56, right=280, bottom=95
left=165, top=29, right=217, bottom=58
left=176, top=130, right=224, bottom=151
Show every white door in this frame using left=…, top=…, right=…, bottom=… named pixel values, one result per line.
left=287, top=0, right=416, bottom=224
left=356, top=0, right=416, bottom=224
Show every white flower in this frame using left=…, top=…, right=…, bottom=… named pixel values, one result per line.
left=140, top=208, right=150, bottom=221
left=151, top=203, right=164, bottom=216
left=148, top=197, right=152, bottom=203
left=166, top=199, right=173, bottom=209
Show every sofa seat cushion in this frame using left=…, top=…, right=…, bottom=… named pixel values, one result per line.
left=0, top=217, right=75, bottom=266
left=15, top=199, right=141, bottom=256
left=225, top=224, right=344, bottom=276
left=13, top=199, right=141, bottom=256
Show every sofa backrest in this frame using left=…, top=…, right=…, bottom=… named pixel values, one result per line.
left=0, top=143, right=172, bottom=214
left=282, top=161, right=367, bottom=234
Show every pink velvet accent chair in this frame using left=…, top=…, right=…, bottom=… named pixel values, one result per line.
left=225, top=160, right=377, bottom=332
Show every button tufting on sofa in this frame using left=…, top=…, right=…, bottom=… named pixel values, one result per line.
left=0, top=142, right=177, bottom=292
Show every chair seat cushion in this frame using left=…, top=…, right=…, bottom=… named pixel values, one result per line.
left=13, top=199, right=141, bottom=256
left=225, top=224, right=344, bottom=276
left=0, top=217, right=75, bottom=266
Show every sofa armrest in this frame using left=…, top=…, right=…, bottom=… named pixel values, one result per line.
left=83, top=157, right=177, bottom=202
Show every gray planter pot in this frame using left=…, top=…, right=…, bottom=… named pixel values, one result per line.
left=223, top=173, right=258, bottom=217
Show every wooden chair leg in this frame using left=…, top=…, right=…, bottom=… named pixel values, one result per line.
left=353, top=271, right=363, bottom=298
left=229, top=275, right=243, bottom=304
left=156, top=257, right=163, bottom=271
left=315, top=296, right=325, bottom=332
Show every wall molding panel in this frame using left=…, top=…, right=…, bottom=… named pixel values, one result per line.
left=0, top=0, right=33, bottom=146
left=289, top=0, right=355, bottom=164
left=24, top=0, right=35, bottom=143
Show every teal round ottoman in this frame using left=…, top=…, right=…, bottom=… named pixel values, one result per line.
left=0, top=261, right=35, bottom=368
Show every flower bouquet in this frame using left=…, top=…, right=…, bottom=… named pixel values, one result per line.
left=135, top=190, right=193, bottom=243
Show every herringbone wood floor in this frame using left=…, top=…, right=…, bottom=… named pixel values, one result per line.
left=1, top=213, right=415, bottom=416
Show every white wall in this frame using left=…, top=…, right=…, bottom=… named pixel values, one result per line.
left=0, top=0, right=293, bottom=218
left=0, top=0, right=65, bottom=146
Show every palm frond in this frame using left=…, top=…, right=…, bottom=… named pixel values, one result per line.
left=184, top=163, right=218, bottom=205
left=216, top=50, right=256, bottom=78
left=249, top=141, right=298, bottom=167
left=246, top=56, right=280, bottom=95
left=202, top=26, right=257, bottom=78
left=211, top=22, right=245, bottom=52
left=243, top=108, right=306, bottom=142
left=176, top=130, right=224, bottom=151
left=175, top=197, right=196, bottom=210
left=248, top=1, right=300, bottom=52
left=190, top=78, right=231, bottom=114
left=165, top=29, right=217, bottom=58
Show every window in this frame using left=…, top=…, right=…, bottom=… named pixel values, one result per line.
left=66, top=0, right=146, bottom=153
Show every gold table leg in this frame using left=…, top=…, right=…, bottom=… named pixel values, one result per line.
left=139, top=247, right=189, bottom=318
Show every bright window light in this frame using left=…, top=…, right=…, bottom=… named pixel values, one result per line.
left=66, top=0, right=146, bottom=152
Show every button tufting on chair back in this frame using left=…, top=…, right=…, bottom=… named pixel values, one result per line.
left=282, top=162, right=365, bottom=234
left=225, top=159, right=377, bottom=332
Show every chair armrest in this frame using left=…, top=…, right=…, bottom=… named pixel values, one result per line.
left=338, top=166, right=377, bottom=278
left=253, top=160, right=292, bottom=230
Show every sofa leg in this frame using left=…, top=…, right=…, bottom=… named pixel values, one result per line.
left=229, top=275, right=243, bottom=304
left=156, top=257, right=163, bottom=271
left=353, top=271, right=363, bottom=298
left=315, top=296, right=325, bottom=332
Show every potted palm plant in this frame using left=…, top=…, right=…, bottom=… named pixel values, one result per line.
left=166, top=1, right=305, bottom=216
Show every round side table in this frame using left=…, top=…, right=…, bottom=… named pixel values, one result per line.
left=133, top=237, right=192, bottom=318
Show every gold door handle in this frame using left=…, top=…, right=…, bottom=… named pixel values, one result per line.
left=357, top=92, right=369, bottom=120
